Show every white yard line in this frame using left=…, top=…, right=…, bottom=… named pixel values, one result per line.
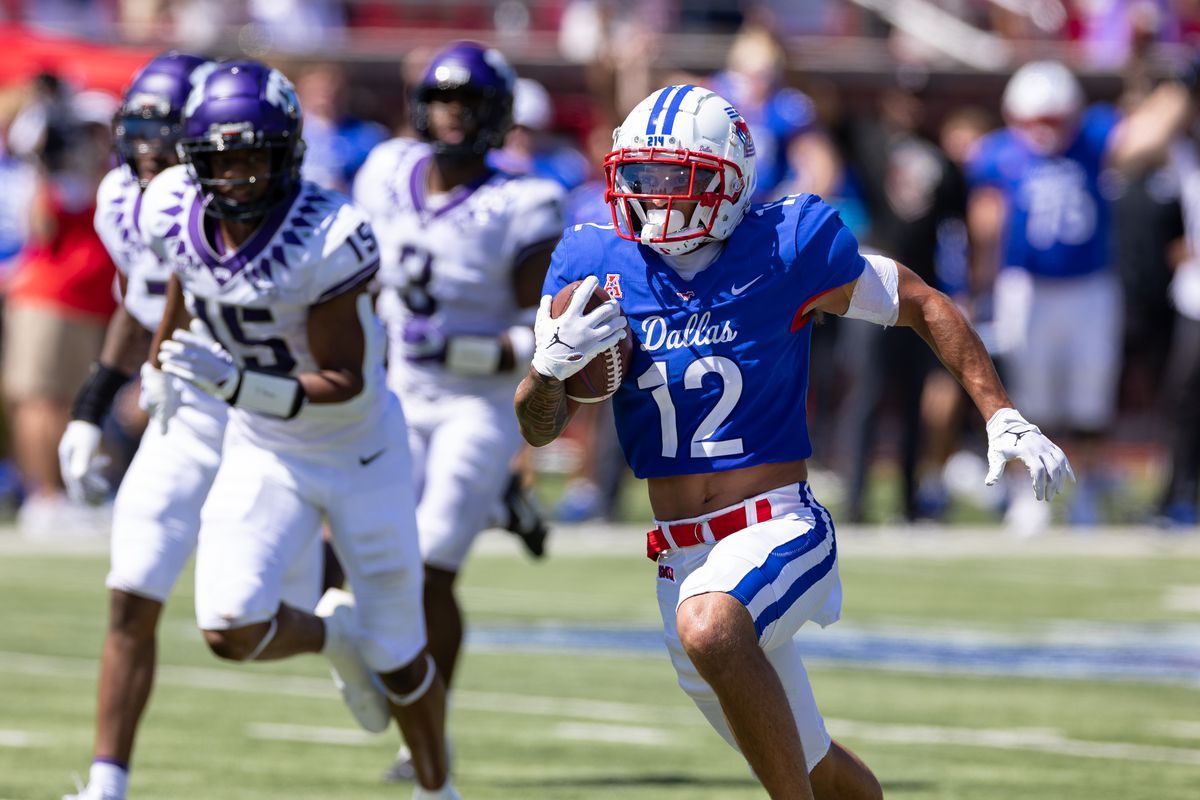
left=245, top=723, right=381, bottom=746
left=1152, top=721, right=1200, bottom=741
left=0, top=729, right=51, bottom=747
left=1165, top=586, right=1200, bottom=613
left=554, top=722, right=673, bottom=746
left=3, top=650, right=1200, bottom=767
left=4, top=526, right=1200, bottom=559
left=827, top=719, right=1200, bottom=767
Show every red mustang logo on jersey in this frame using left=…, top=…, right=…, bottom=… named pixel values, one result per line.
left=604, top=273, right=623, bottom=299
left=676, top=290, right=695, bottom=301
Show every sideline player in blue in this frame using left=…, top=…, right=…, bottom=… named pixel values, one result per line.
left=516, top=85, right=1074, bottom=799
left=967, top=60, right=1120, bottom=532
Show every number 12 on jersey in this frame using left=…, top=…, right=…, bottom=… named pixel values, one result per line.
left=636, top=356, right=743, bottom=458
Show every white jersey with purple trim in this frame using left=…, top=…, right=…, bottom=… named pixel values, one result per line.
left=96, top=164, right=227, bottom=423
left=140, top=165, right=387, bottom=456
left=354, top=138, right=565, bottom=401
left=95, top=165, right=174, bottom=331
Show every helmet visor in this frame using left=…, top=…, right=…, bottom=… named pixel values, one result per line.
left=615, top=162, right=718, bottom=197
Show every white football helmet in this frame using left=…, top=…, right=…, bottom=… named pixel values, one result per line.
left=605, top=85, right=757, bottom=256
left=1001, top=60, right=1084, bottom=155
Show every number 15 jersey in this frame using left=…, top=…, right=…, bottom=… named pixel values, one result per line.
left=544, top=194, right=865, bottom=479
left=139, top=165, right=387, bottom=457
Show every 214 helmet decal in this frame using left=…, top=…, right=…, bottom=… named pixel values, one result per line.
left=605, top=85, right=757, bottom=257
left=177, top=60, right=306, bottom=221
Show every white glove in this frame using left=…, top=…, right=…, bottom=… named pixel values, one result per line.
left=530, top=275, right=627, bottom=382
left=985, top=408, right=1075, bottom=501
left=139, top=362, right=179, bottom=434
left=159, top=319, right=240, bottom=401
left=57, top=420, right=111, bottom=504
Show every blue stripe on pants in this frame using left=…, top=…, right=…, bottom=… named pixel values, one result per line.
left=726, top=497, right=835, bottom=639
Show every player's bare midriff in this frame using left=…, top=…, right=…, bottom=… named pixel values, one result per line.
left=646, top=458, right=809, bottom=521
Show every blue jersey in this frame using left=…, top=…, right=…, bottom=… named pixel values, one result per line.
left=967, top=105, right=1119, bottom=278
left=544, top=195, right=865, bottom=479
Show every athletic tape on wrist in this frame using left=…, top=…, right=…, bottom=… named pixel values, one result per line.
left=445, top=335, right=502, bottom=375
left=231, top=370, right=305, bottom=418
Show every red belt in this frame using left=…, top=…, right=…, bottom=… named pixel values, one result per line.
left=647, top=498, right=773, bottom=560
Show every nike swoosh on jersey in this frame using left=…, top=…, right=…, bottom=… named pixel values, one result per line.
left=359, top=448, right=386, bottom=466
left=730, top=276, right=763, bottom=295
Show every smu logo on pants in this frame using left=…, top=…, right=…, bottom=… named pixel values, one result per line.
left=658, top=564, right=675, bottom=582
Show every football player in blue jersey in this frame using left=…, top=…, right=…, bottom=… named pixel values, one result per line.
left=516, top=85, right=1074, bottom=799
left=966, top=60, right=1175, bottom=532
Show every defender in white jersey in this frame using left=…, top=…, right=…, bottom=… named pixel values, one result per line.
left=55, top=53, right=311, bottom=800
left=144, top=61, right=456, bottom=800
left=354, top=41, right=564, bottom=782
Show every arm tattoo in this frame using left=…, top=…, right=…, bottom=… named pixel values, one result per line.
left=515, top=369, right=571, bottom=446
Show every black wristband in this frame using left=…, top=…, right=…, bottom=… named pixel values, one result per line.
left=70, top=363, right=132, bottom=425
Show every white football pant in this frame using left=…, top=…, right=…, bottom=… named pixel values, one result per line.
left=403, top=390, right=524, bottom=572
left=654, top=482, right=841, bottom=773
left=193, top=396, right=426, bottom=673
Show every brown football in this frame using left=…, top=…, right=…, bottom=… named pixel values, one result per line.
left=550, top=279, right=634, bottom=403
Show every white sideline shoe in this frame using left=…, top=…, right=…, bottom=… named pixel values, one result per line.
left=316, top=588, right=391, bottom=733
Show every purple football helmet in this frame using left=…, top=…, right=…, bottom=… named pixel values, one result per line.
left=114, top=52, right=209, bottom=187
left=177, top=60, right=305, bottom=221
left=411, top=41, right=515, bottom=159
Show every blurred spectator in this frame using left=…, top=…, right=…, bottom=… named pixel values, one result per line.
left=0, top=89, right=37, bottom=283
left=296, top=63, right=389, bottom=194
left=492, top=77, right=590, bottom=190
left=1108, top=70, right=1200, bottom=527
left=247, top=0, right=346, bottom=52
left=2, top=76, right=117, bottom=536
left=967, top=60, right=1174, bottom=533
left=1073, top=0, right=1180, bottom=70
left=834, top=78, right=968, bottom=522
left=558, top=0, right=670, bottom=122
left=709, top=24, right=841, bottom=200
left=919, top=105, right=1002, bottom=515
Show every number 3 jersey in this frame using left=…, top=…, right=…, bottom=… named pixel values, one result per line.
left=354, top=138, right=565, bottom=401
left=544, top=194, right=866, bottom=479
left=139, top=164, right=387, bottom=455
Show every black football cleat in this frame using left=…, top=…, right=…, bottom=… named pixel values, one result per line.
left=502, top=473, right=548, bottom=559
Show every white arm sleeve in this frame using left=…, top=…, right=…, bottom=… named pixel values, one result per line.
left=842, top=254, right=900, bottom=327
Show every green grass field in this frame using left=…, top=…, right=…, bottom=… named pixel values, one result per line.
left=1, top=528, right=1198, bottom=800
